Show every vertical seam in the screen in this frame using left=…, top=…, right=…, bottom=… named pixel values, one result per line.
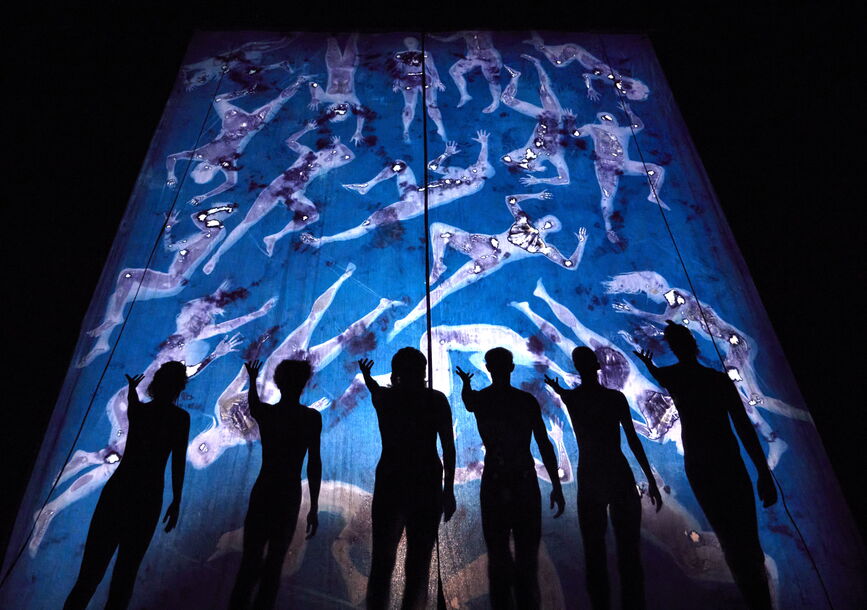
left=595, top=34, right=835, bottom=610
left=0, top=70, right=227, bottom=591
left=421, top=33, right=435, bottom=383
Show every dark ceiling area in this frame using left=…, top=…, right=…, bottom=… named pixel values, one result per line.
left=4, top=1, right=862, bottom=560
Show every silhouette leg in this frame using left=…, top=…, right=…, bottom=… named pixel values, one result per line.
left=401, top=500, right=439, bottom=610
left=367, top=486, right=406, bottom=610
left=578, top=494, right=610, bottom=610
left=481, top=480, right=516, bottom=610
left=252, top=503, right=300, bottom=610
left=609, top=493, right=645, bottom=610
left=104, top=524, right=157, bottom=610
left=230, top=496, right=271, bottom=610
left=64, top=495, right=122, bottom=610
left=512, top=479, right=541, bottom=610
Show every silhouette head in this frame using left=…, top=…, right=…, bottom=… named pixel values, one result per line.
left=572, top=346, right=601, bottom=383
left=147, top=361, right=188, bottom=402
left=663, top=320, right=699, bottom=360
left=273, top=359, right=312, bottom=397
left=391, top=347, right=426, bottom=388
left=484, top=347, right=515, bottom=380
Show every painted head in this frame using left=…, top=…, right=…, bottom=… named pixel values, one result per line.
left=192, top=203, right=236, bottom=230
left=603, top=271, right=671, bottom=302
left=390, top=347, right=427, bottom=388
left=274, top=359, right=313, bottom=398
left=484, top=347, right=515, bottom=379
left=663, top=320, right=699, bottom=361
left=617, top=76, right=650, bottom=101
left=403, top=37, right=419, bottom=51
left=572, top=346, right=600, bottom=382
left=147, top=361, right=188, bottom=402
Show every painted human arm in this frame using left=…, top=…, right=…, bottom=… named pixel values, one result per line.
left=455, top=366, right=477, bottom=411
left=520, top=154, right=570, bottom=186
left=531, top=398, right=565, bottom=517
left=286, top=121, right=316, bottom=153
left=245, top=360, right=264, bottom=419
left=618, top=100, right=644, bottom=131
left=164, top=410, right=190, bottom=532
left=436, top=392, right=457, bottom=522
left=351, top=107, right=366, bottom=146
left=427, top=141, right=460, bottom=173
left=545, top=226, right=587, bottom=269
left=505, top=190, right=553, bottom=219
left=308, top=81, right=325, bottom=109
left=213, top=88, right=252, bottom=115
left=189, top=171, right=237, bottom=206
left=184, top=334, right=242, bottom=377
left=501, top=66, right=544, bottom=117
left=618, top=393, right=662, bottom=511
left=357, top=358, right=382, bottom=400
left=724, top=376, right=777, bottom=506
left=254, top=74, right=313, bottom=121
left=162, top=210, right=182, bottom=250
left=306, top=410, right=323, bottom=538
left=199, top=296, right=277, bottom=339
left=166, top=151, right=194, bottom=187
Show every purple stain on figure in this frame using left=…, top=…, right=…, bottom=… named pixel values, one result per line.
left=344, top=331, right=377, bottom=355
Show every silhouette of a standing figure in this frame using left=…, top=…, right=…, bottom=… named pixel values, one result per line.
left=64, top=362, right=190, bottom=610
left=456, top=348, right=566, bottom=610
left=545, top=347, right=662, bottom=610
left=358, top=349, right=456, bottom=610
left=633, top=321, right=777, bottom=609
left=230, top=359, right=322, bottom=610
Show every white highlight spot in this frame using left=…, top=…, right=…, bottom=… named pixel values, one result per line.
left=727, top=368, right=743, bottom=382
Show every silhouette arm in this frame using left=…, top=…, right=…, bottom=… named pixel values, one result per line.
left=436, top=392, right=457, bottom=522
left=619, top=393, right=662, bottom=511
left=633, top=350, right=667, bottom=387
left=455, top=366, right=477, bottom=411
left=165, top=411, right=190, bottom=532
left=531, top=397, right=565, bottom=517
left=725, top=377, right=777, bottom=506
left=357, top=359, right=382, bottom=400
left=245, top=360, right=264, bottom=419
left=306, top=411, right=323, bottom=538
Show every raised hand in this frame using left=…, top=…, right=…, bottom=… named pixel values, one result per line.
left=245, top=360, right=262, bottom=379
left=472, top=130, right=489, bottom=144
left=632, top=349, right=654, bottom=368
left=544, top=375, right=565, bottom=395
left=575, top=227, right=587, bottom=242
left=215, top=334, right=242, bottom=357
left=538, top=190, right=554, bottom=200
left=455, top=366, right=474, bottom=386
left=166, top=209, right=181, bottom=228
left=125, top=373, right=145, bottom=388
left=358, top=358, right=374, bottom=377
left=520, top=176, right=539, bottom=186
left=444, top=140, right=460, bottom=156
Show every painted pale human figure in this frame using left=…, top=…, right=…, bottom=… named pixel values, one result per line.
left=386, top=37, right=449, bottom=142
left=80, top=204, right=237, bottom=367
left=388, top=192, right=587, bottom=340
left=523, top=31, right=651, bottom=102
left=307, top=34, right=369, bottom=146
left=571, top=102, right=668, bottom=244
left=302, top=131, right=493, bottom=248
left=181, top=36, right=295, bottom=91
left=190, top=263, right=402, bottom=467
left=431, top=31, right=502, bottom=113
left=510, top=278, right=682, bottom=444
left=500, top=54, right=573, bottom=187
left=166, top=75, right=311, bottom=206
left=202, top=124, right=354, bottom=274
left=31, top=284, right=276, bottom=554
left=604, top=270, right=811, bottom=468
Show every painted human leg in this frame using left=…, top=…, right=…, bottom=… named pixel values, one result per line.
left=449, top=58, right=476, bottom=107
left=623, top=160, right=667, bottom=210
left=595, top=159, right=622, bottom=243
left=424, top=87, right=447, bottom=141
left=401, top=88, right=418, bottom=143
left=204, top=192, right=280, bottom=274
left=262, top=192, right=320, bottom=256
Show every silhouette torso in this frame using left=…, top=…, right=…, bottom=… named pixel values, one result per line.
left=466, top=386, right=538, bottom=480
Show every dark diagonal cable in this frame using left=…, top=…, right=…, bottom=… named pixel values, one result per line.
left=595, top=35, right=834, bottom=610
left=0, top=70, right=225, bottom=591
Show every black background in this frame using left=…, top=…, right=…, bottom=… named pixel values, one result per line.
left=3, top=1, right=863, bottom=567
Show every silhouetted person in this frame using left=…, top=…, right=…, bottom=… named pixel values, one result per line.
left=64, top=362, right=190, bottom=610
left=230, top=359, right=322, bottom=610
left=457, top=348, right=565, bottom=609
left=358, top=348, right=456, bottom=610
left=633, top=321, right=776, bottom=610
left=545, top=347, right=662, bottom=610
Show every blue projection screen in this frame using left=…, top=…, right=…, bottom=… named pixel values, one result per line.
left=3, top=31, right=864, bottom=609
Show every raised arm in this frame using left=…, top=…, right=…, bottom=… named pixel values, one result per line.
left=618, top=101, right=644, bottom=131
left=212, top=88, right=253, bottom=116
left=618, top=393, right=662, bottom=512
left=545, top=226, right=587, bottom=269
left=254, top=75, right=312, bottom=121
left=125, top=373, right=144, bottom=409
left=357, top=358, right=382, bottom=399
left=286, top=121, right=316, bottom=153
left=245, top=360, right=264, bottom=419
left=530, top=398, right=565, bottom=517
left=632, top=349, right=666, bottom=387
left=427, top=141, right=460, bottom=174
left=164, top=411, right=190, bottom=532
left=436, top=392, right=457, bottom=522
left=455, top=366, right=477, bottom=411
left=505, top=191, right=553, bottom=219
left=188, top=171, right=237, bottom=206
left=305, top=411, right=323, bottom=538
left=184, top=334, right=242, bottom=377
left=543, top=374, right=568, bottom=400
left=724, top=377, right=777, bottom=507
left=162, top=210, right=181, bottom=251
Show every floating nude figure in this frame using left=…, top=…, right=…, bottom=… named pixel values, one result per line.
left=571, top=101, right=668, bottom=244
left=203, top=123, right=354, bottom=274
left=190, top=264, right=403, bottom=467
left=386, top=37, right=448, bottom=142
left=524, top=31, right=651, bottom=102
left=182, top=36, right=295, bottom=91
left=500, top=54, right=573, bottom=187
left=301, top=132, right=493, bottom=249
left=166, top=74, right=311, bottom=206
left=510, top=278, right=681, bottom=444
left=430, top=31, right=502, bottom=113
left=604, top=270, right=811, bottom=465
left=31, top=284, right=275, bottom=554
left=388, top=192, right=587, bottom=340
left=307, top=34, right=369, bottom=146
left=80, top=204, right=237, bottom=367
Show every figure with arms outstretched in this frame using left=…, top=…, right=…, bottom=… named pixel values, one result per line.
left=229, top=359, right=322, bottom=610
left=545, top=347, right=662, bottom=610
left=307, top=34, right=369, bottom=145
left=524, top=31, right=650, bottom=102
left=389, top=192, right=586, bottom=340
left=633, top=321, right=776, bottom=610
left=81, top=204, right=236, bottom=367
left=203, top=123, right=354, bottom=273
left=358, top=350, right=456, bottom=610
left=182, top=37, right=295, bottom=91
left=431, top=31, right=502, bottom=113
left=457, top=348, right=565, bottom=609
left=302, top=132, right=492, bottom=248
left=64, top=364, right=190, bottom=610
left=166, top=75, right=311, bottom=206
